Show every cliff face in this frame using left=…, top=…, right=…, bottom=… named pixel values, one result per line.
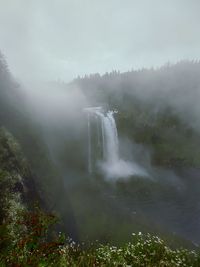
left=0, top=127, right=41, bottom=223
left=0, top=52, right=78, bottom=240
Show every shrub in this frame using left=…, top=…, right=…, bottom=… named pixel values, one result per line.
left=1, top=208, right=200, bottom=267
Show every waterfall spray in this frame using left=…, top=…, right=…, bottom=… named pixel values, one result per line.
left=84, top=107, right=147, bottom=179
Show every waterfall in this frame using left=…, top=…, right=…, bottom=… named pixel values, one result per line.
left=101, top=111, right=119, bottom=164
left=87, top=112, right=92, bottom=173
left=84, top=107, right=147, bottom=179
left=84, top=107, right=103, bottom=174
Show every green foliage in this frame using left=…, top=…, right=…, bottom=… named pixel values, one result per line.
left=96, top=233, right=200, bottom=267
left=0, top=127, right=38, bottom=224
left=116, top=106, right=200, bottom=168
left=1, top=210, right=200, bottom=267
left=1, top=207, right=63, bottom=267
left=0, top=127, right=28, bottom=176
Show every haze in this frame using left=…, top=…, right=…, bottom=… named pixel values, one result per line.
left=0, top=0, right=200, bottom=83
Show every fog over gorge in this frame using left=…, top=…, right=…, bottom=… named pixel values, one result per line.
left=1, top=1, right=200, bottom=266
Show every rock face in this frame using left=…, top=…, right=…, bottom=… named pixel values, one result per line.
left=0, top=127, right=41, bottom=223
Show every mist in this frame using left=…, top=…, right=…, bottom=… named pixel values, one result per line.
left=1, top=0, right=200, bottom=252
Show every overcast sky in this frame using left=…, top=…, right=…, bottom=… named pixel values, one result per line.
left=0, top=0, right=200, bottom=82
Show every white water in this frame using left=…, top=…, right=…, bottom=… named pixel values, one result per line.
left=87, top=112, right=92, bottom=173
left=102, top=111, right=119, bottom=163
left=84, top=107, right=147, bottom=179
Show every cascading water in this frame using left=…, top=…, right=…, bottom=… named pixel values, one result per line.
left=87, top=112, right=92, bottom=174
left=84, top=107, right=147, bottom=179
left=100, top=111, right=119, bottom=164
